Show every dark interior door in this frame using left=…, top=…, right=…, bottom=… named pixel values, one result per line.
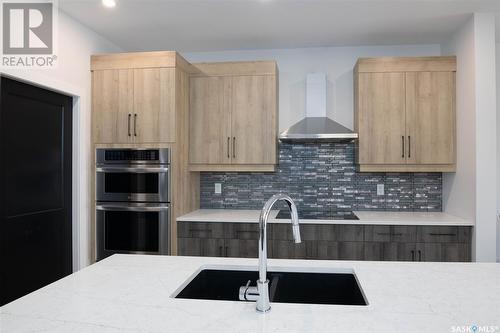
left=0, top=77, right=72, bottom=306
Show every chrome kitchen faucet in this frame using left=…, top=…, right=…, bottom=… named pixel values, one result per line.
left=239, top=194, right=301, bottom=313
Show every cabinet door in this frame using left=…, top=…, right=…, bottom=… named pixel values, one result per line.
left=189, top=76, right=232, bottom=164
left=225, top=223, right=260, bottom=258
left=230, top=75, right=277, bottom=165
left=406, top=72, right=455, bottom=164
left=225, top=239, right=259, bottom=258
left=133, top=68, right=175, bottom=143
left=92, top=69, right=133, bottom=143
left=357, top=73, right=406, bottom=164
left=201, top=239, right=225, bottom=257
left=415, top=243, right=441, bottom=262
left=177, top=238, right=202, bottom=256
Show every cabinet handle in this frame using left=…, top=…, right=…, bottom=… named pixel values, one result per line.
left=402, top=136, right=405, bottom=158
left=376, top=232, right=391, bottom=236
left=236, top=230, right=260, bottom=235
left=227, top=137, right=230, bottom=158
left=133, top=114, right=137, bottom=136
left=418, top=250, right=422, bottom=262
left=189, top=228, right=212, bottom=237
left=429, top=233, right=456, bottom=237
left=219, top=246, right=223, bottom=257
left=408, top=136, right=411, bottom=158
left=411, top=250, right=415, bottom=261
left=233, top=137, right=236, bottom=158
left=225, top=246, right=228, bottom=257
left=128, top=114, right=131, bottom=136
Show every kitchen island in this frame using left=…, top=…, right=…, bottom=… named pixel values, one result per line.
left=1, top=254, right=499, bottom=333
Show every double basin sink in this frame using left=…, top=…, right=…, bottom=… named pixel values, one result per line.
left=173, top=266, right=368, bottom=306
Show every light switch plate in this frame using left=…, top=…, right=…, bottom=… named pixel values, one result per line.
left=377, top=184, right=385, bottom=196
left=214, top=183, right=222, bottom=194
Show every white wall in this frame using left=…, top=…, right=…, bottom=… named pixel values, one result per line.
left=497, top=42, right=500, bottom=262
left=1, top=10, right=122, bottom=270
left=441, top=17, right=477, bottom=240
left=441, top=13, right=497, bottom=262
left=473, top=13, right=497, bottom=262
left=183, top=44, right=441, bottom=132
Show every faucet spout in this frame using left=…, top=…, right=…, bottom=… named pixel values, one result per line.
left=254, top=193, right=301, bottom=313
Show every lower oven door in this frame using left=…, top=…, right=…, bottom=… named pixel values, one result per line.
left=96, top=202, right=170, bottom=261
left=96, top=165, right=169, bottom=202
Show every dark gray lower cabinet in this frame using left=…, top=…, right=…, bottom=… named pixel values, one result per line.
left=177, top=222, right=472, bottom=262
left=363, top=226, right=471, bottom=262
left=178, top=222, right=262, bottom=258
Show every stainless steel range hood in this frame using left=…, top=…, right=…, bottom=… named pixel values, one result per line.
left=279, top=73, right=358, bottom=142
left=279, top=117, right=358, bottom=142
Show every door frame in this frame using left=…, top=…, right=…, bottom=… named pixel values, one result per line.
left=1, top=71, right=84, bottom=272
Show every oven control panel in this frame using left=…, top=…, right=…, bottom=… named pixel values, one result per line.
left=97, top=148, right=170, bottom=164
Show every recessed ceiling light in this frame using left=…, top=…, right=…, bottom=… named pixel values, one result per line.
left=102, top=0, right=116, bottom=8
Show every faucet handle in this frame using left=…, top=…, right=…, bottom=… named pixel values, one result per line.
left=239, top=280, right=259, bottom=301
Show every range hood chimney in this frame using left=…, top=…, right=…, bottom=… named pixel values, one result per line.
left=279, top=73, right=358, bottom=142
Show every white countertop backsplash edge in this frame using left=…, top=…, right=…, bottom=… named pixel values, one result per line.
left=176, top=209, right=474, bottom=226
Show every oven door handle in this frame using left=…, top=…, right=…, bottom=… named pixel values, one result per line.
left=96, top=166, right=169, bottom=173
left=96, top=204, right=169, bottom=212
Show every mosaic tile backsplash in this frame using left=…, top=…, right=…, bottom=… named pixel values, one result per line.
left=200, top=142, right=442, bottom=212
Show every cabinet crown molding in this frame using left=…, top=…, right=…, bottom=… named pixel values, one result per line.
left=355, top=56, right=456, bottom=73
left=190, top=61, right=278, bottom=77
left=91, top=51, right=192, bottom=72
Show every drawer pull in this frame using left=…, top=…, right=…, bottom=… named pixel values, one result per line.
left=429, top=233, right=456, bottom=237
left=418, top=250, right=422, bottom=262
left=189, top=228, right=212, bottom=236
left=236, top=230, right=259, bottom=234
left=411, top=250, right=415, bottom=261
left=376, top=232, right=403, bottom=236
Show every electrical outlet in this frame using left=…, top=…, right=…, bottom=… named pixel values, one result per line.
left=214, top=183, right=222, bottom=194
left=377, top=184, right=385, bottom=196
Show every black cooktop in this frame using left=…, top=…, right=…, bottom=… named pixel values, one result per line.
left=275, top=210, right=359, bottom=220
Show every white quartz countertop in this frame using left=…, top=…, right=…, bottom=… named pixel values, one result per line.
left=1, top=255, right=498, bottom=333
left=177, top=209, right=474, bottom=226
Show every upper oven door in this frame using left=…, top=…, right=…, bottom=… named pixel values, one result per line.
left=96, top=165, right=169, bottom=203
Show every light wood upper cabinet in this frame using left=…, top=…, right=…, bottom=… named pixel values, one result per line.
left=405, top=71, right=455, bottom=165
left=133, top=68, right=175, bottom=143
left=354, top=56, right=456, bottom=172
left=189, top=76, right=232, bottom=164
left=231, top=75, right=277, bottom=165
left=92, top=69, right=134, bottom=144
left=92, top=68, right=175, bottom=144
left=357, top=73, right=406, bottom=164
left=189, top=61, right=278, bottom=172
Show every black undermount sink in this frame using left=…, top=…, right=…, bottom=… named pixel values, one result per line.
left=174, top=269, right=368, bottom=306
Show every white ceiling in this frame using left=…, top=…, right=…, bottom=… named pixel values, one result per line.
left=59, top=0, right=500, bottom=52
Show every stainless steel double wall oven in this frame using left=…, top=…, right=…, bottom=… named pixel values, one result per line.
left=96, top=148, right=170, bottom=260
